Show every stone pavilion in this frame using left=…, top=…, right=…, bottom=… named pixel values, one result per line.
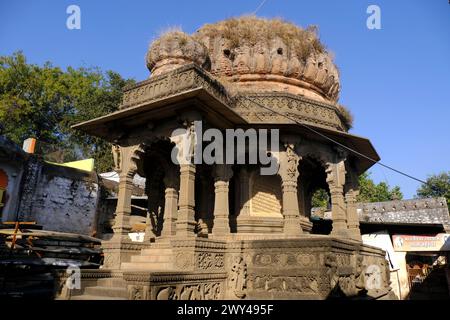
left=65, top=16, right=395, bottom=300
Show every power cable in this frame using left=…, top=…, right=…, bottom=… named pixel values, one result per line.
left=253, top=0, right=269, bottom=15
left=241, top=96, right=439, bottom=191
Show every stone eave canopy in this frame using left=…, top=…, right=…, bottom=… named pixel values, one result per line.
left=72, top=87, right=247, bottom=141
left=247, top=123, right=380, bottom=175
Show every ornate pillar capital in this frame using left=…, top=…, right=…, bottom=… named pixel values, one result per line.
left=326, top=160, right=346, bottom=189
left=280, top=142, right=301, bottom=183
left=113, top=144, right=145, bottom=178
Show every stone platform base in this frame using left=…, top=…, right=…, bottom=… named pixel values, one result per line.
left=55, top=235, right=397, bottom=300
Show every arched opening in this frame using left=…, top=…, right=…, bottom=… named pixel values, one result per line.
left=297, top=156, right=331, bottom=234
left=138, top=139, right=177, bottom=238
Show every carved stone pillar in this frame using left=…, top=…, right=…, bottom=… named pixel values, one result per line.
left=111, top=145, right=140, bottom=241
left=176, top=164, right=197, bottom=237
left=160, top=175, right=179, bottom=238
left=103, top=144, right=145, bottom=270
left=112, top=172, right=134, bottom=239
left=280, top=142, right=303, bottom=235
left=345, top=171, right=361, bottom=241
left=327, top=160, right=349, bottom=238
left=212, top=164, right=233, bottom=235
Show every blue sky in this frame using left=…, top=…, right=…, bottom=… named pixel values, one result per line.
left=1, top=0, right=449, bottom=198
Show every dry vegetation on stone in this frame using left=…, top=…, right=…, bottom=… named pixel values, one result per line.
left=147, top=29, right=209, bottom=70
left=194, top=16, right=326, bottom=62
left=336, top=104, right=354, bottom=129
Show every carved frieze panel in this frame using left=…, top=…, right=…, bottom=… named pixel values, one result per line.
left=155, top=282, right=223, bottom=300
left=251, top=252, right=324, bottom=269
left=233, top=93, right=346, bottom=131
left=247, top=274, right=330, bottom=296
left=197, top=252, right=225, bottom=271
left=120, top=64, right=229, bottom=110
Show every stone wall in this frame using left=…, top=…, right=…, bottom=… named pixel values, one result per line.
left=358, top=198, right=450, bottom=231
left=18, top=160, right=100, bottom=235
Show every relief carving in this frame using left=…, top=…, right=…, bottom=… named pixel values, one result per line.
left=175, top=252, right=195, bottom=269
left=228, top=256, right=247, bottom=299
left=197, top=252, right=225, bottom=270
left=129, top=285, right=144, bottom=300
left=156, top=283, right=222, bottom=300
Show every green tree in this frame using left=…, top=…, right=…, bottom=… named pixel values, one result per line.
left=311, top=189, right=329, bottom=208
left=0, top=51, right=134, bottom=172
left=357, top=172, right=403, bottom=203
left=416, top=171, right=450, bottom=210
left=310, top=172, right=403, bottom=209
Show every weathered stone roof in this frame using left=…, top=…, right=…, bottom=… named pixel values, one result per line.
left=146, top=30, right=210, bottom=77
left=147, top=16, right=340, bottom=104
left=358, top=198, right=450, bottom=230
left=73, top=63, right=379, bottom=174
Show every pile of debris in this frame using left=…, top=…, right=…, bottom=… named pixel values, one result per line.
left=0, top=227, right=102, bottom=298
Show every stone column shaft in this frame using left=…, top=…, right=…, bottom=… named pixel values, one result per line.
left=111, top=173, right=134, bottom=240
left=282, top=180, right=303, bottom=235
left=161, top=186, right=178, bottom=237
left=213, top=164, right=232, bottom=235
left=213, top=180, right=230, bottom=235
left=345, top=189, right=361, bottom=240
left=176, top=164, right=197, bottom=237
left=330, top=186, right=349, bottom=237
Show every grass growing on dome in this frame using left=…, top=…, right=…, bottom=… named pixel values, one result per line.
left=152, top=28, right=191, bottom=48
left=337, top=104, right=354, bottom=129
left=194, top=15, right=327, bottom=62
left=146, top=28, right=209, bottom=72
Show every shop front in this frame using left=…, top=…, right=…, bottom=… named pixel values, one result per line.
left=392, top=234, right=450, bottom=299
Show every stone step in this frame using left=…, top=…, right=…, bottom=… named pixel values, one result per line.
left=70, top=294, right=126, bottom=300
left=85, top=286, right=128, bottom=299
left=96, top=277, right=127, bottom=287
left=140, top=248, right=173, bottom=255
left=131, top=254, right=174, bottom=263
left=121, top=261, right=175, bottom=271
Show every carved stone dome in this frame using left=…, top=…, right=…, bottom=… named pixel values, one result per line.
left=146, top=31, right=210, bottom=77
left=193, top=16, right=340, bottom=102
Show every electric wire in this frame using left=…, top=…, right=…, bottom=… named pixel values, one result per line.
left=241, top=96, right=440, bottom=191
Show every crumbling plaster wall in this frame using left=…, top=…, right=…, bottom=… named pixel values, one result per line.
left=20, top=161, right=100, bottom=235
